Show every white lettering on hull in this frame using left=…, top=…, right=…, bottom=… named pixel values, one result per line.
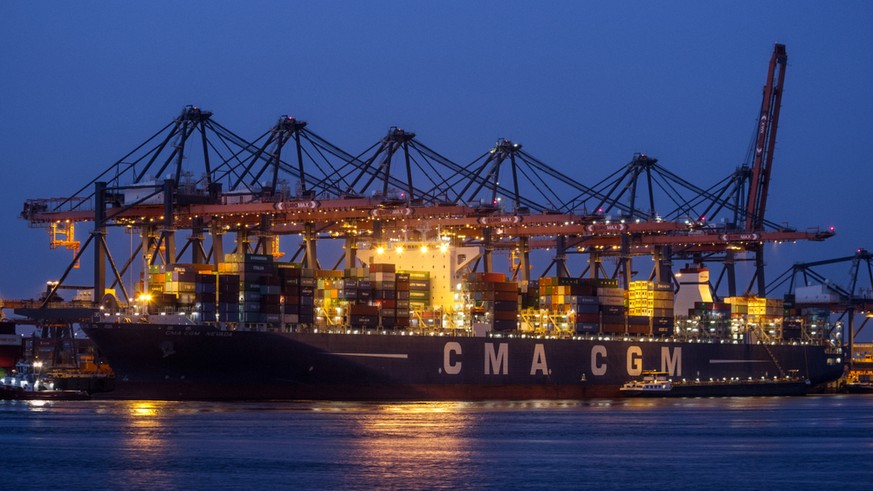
left=626, top=346, right=642, bottom=376
left=662, top=347, right=682, bottom=376
left=485, top=343, right=509, bottom=375
left=444, top=342, right=462, bottom=375
left=530, top=344, right=549, bottom=375
left=591, top=345, right=607, bottom=376
left=437, top=342, right=684, bottom=379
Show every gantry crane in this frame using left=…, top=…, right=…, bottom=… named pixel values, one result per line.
left=18, top=44, right=832, bottom=314
left=767, top=249, right=873, bottom=367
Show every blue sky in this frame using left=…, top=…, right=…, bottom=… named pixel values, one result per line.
left=2, top=2, right=872, bottom=301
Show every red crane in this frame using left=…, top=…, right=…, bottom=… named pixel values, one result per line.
left=745, top=43, right=788, bottom=231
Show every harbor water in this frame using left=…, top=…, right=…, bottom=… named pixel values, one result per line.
left=3, top=395, right=872, bottom=490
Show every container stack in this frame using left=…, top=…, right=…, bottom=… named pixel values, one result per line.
left=260, top=275, right=281, bottom=325
left=145, top=264, right=167, bottom=305
left=340, top=268, right=372, bottom=306
left=597, top=280, right=626, bottom=335
left=349, top=304, right=380, bottom=329
left=405, top=270, right=436, bottom=329
left=370, top=263, right=397, bottom=328
left=144, top=265, right=176, bottom=311
left=746, top=297, right=784, bottom=317
left=628, top=281, right=674, bottom=336
left=343, top=267, right=369, bottom=282
left=404, top=271, right=430, bottom=310
left=538, top=277, right=599, bottom=334
left=747, top=297, right=784, bottom=339
left=165, top=266, right=198, bottom=308
left=315, top=270, right=343, bottom=326
left=521, top=280, right=539, bottom=309
left=469, top=272, right=518, bottom=331
left=218, top=273, right=240, bottom=323
left=724, top=297, right=749, bottom=317
left=221, top=253, right=277, bottom=325
left=782, top=294, right=802, bottom=340
left=142, top=263, right=213, bottom=312
left=689, top=301, right=731, bottom=337
left=340, top=278, right=359, bottom=304
left=278, top=265, right=315, bottom=326
left=395, top=272, right=411, bottom=329
left=195, top=272, right=218, bottom=322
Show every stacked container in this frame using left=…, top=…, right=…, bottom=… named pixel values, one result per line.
left=689, top=301, right=731, bottom=337
left=218, top=273, right=240, bottom=322
left=747, top=296, right=784, bottom=340
left=521, top=280, right=540, bottom=309
left=538, top=277, right=599, bottom=334
left=782, top=294, right=802, bottom=340
left=469, top=272, right=518, bottom=331
left=395, top=272, right=411, bottom=328
left=315, top=270, right=343, bottom=326
left=404, top=270, right=430, bottom=310
left=349, top=304, right=380, bottom=329
left=370, top=264, right=397, bottom=328
left=278, top=265, right=315, bottom=326
left=195, top=272, right=218, bottom=322
left=341, top=268, right=371, bottom=306
left=165, top=266, right=198, bottom=307
left=628, top=280, right=675, bottom=336
left=221, top=253, right=277, bottom=325
left=143, top=263, right=213, bottom=313
left=597, top=280, right=626, bottom=334
left=724, top=296, right=749, bottom=317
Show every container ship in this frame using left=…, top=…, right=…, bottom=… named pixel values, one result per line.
left=20, top=44, right=846, bottom=400
left=82, top=250, right=845, bottom=401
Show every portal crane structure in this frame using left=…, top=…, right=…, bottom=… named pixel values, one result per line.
left=19, top=44, right=833, bottom=315
left=767, top=249, right=873, bottom=366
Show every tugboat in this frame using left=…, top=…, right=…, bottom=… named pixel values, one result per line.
left=0, top=361, right=90, bottom=401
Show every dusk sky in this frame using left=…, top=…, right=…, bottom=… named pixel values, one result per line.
left=2, top=2, right=872, bottom=301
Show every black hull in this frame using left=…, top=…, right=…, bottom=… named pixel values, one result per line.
left=83, top=323, right=845, bottom=401
left=844, top=383, right=873, bottom=394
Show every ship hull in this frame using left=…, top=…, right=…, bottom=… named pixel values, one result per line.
left=83, top=323, right=845, bottom=401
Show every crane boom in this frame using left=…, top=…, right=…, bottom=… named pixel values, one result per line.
left=745, top=43, right=788, bottom=231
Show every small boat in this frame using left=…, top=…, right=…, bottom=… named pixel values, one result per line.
left=0, top=361, right=90, bottom=401
left=619, top=371, right=673, bottom=395
left=620, top=370, right=810, bottom=398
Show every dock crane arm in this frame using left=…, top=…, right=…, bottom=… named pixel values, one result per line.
left=745, top=43, right=788, bottom=231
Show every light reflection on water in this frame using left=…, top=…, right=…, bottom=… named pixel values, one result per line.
left=117, top=401, right=175, bottom=487
left=339, top=402, right=476, bottom=487
left=1, top=396, right=872, bottom=489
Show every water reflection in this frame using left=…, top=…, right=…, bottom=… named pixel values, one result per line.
left=116, top=401, right=174, bottom=487
left=339, top=402, right=477, bottom=488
